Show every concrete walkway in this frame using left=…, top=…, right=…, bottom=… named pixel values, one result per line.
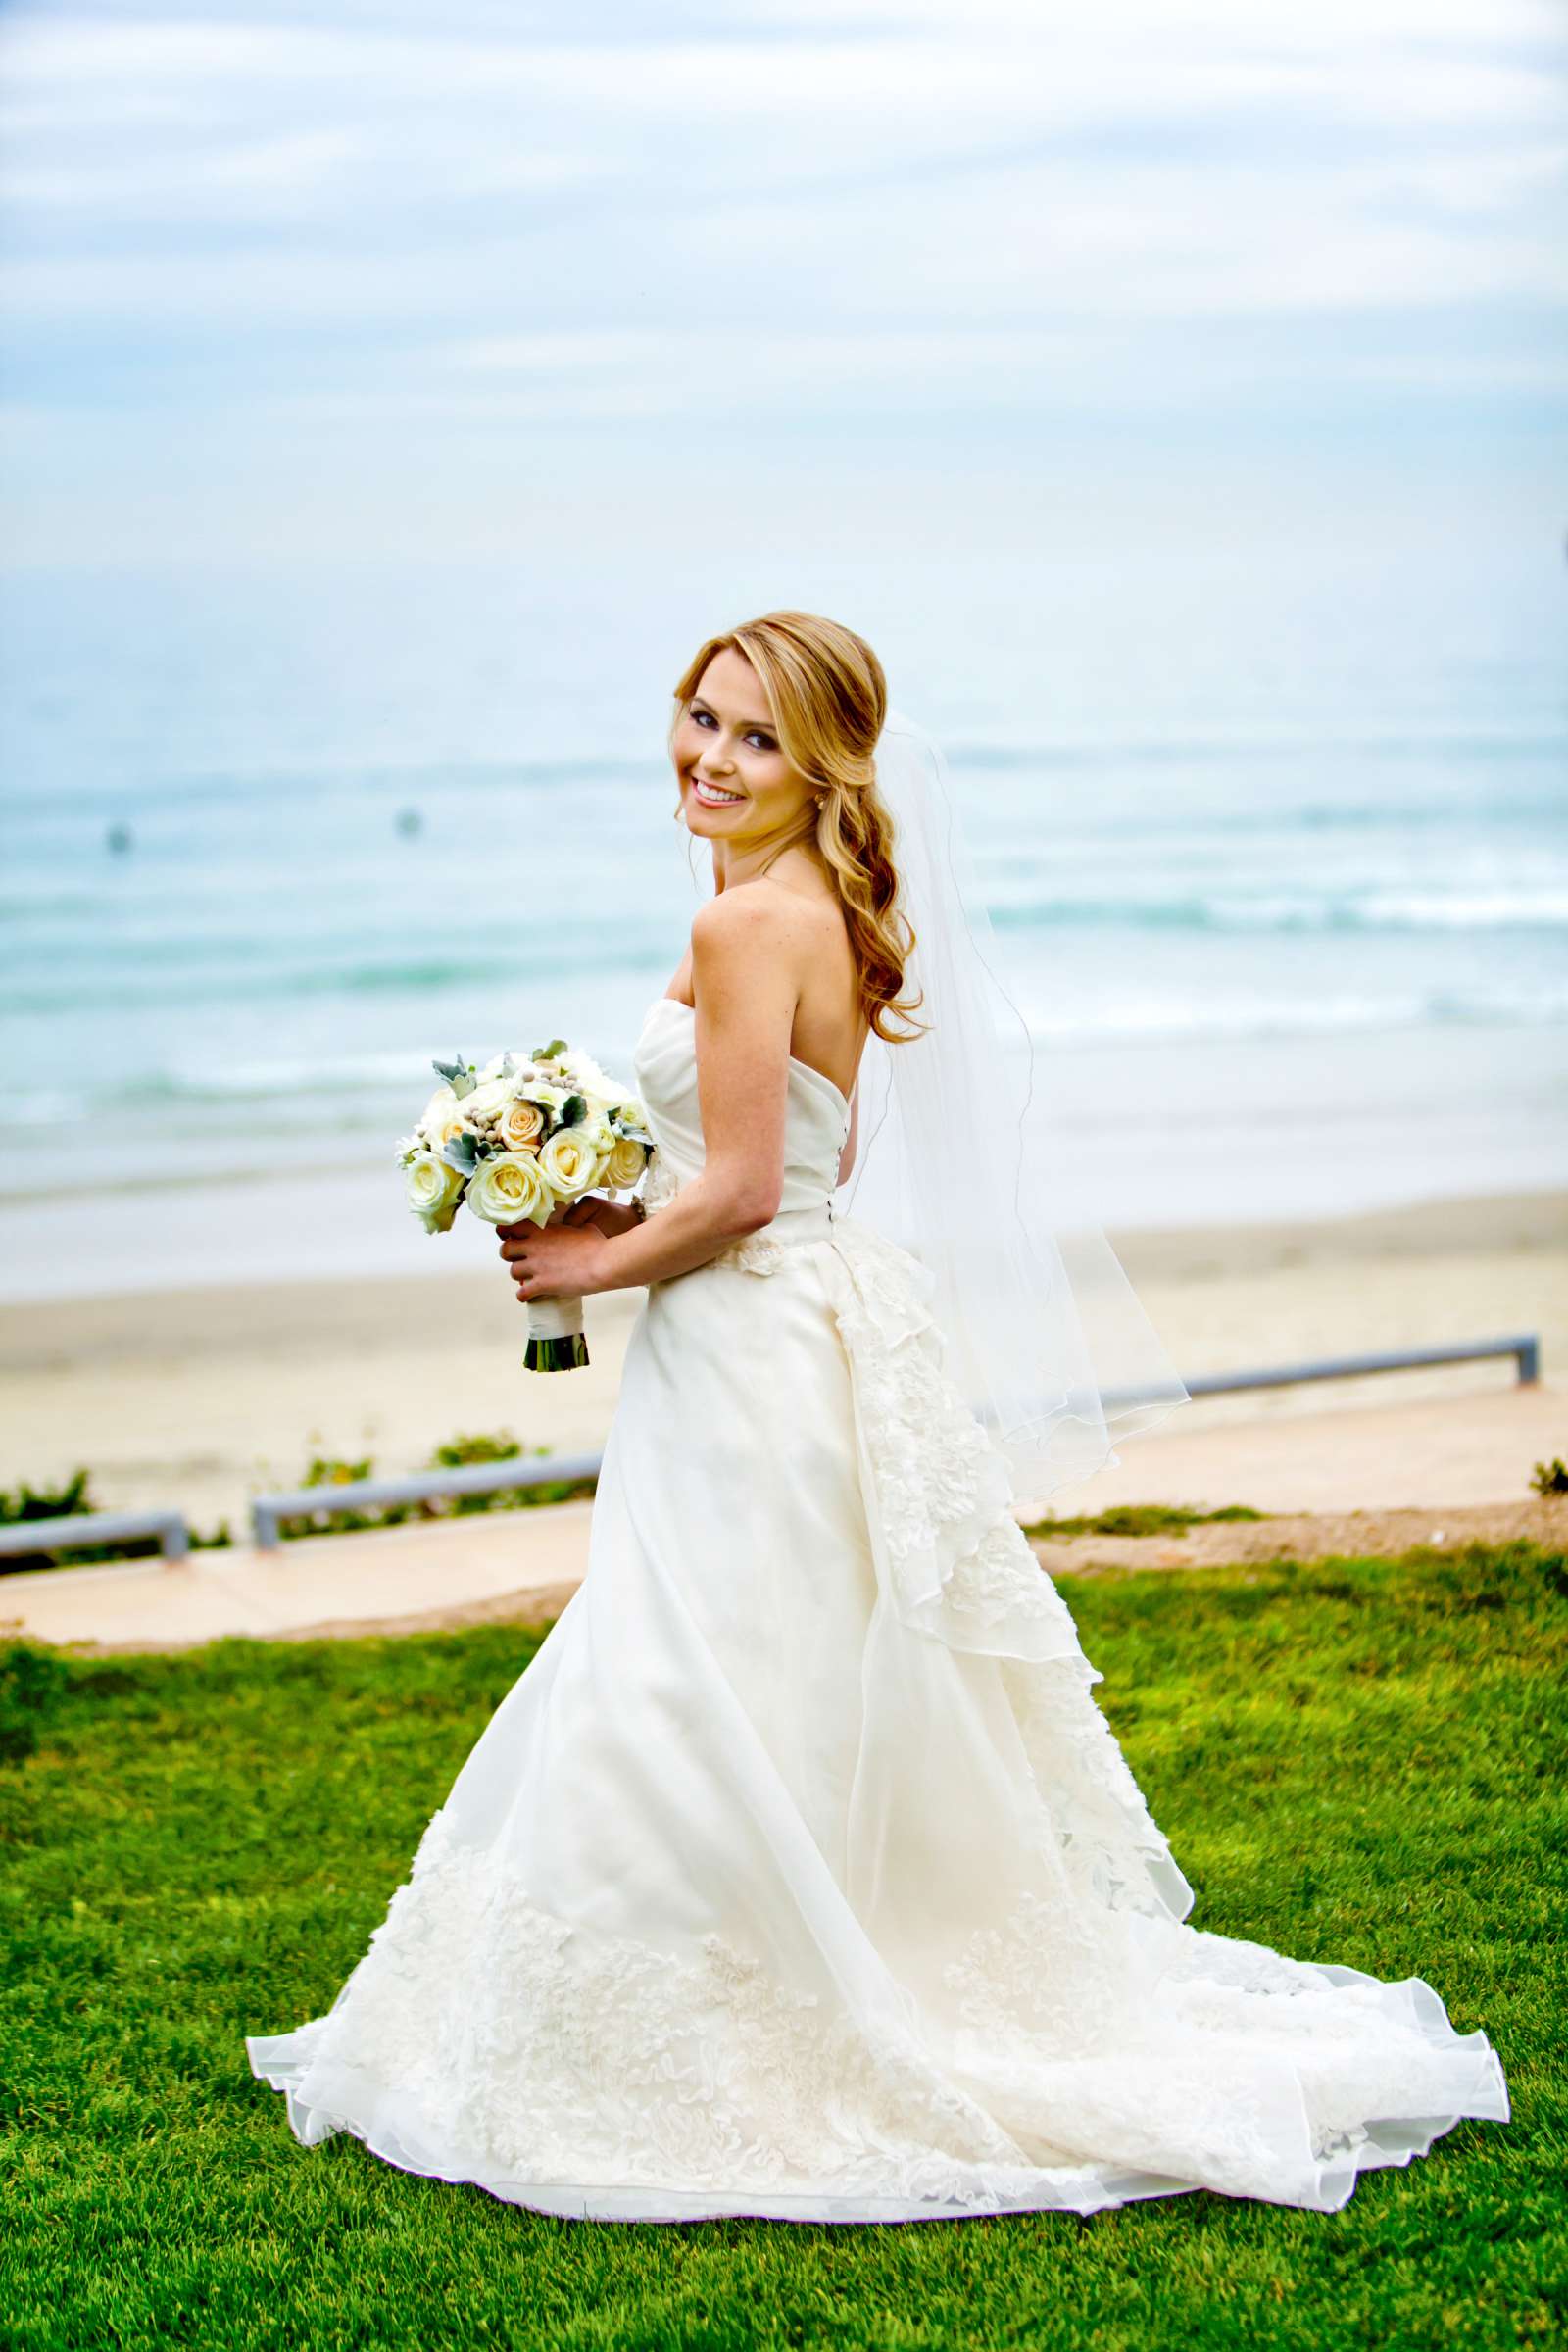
left=0, top=1501, right=594, bottom=1653
left=2, top=1386, right=1559, bottom=1654
left=1039, top=1380, right=1564, bottom=1518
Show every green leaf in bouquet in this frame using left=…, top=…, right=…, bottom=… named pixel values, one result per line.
left=559, top=1093, right=587, bottom=1126
left=531, top=1037, right=568, bottom=1062
left=439, top=1133, right=480, bottom=1174
left=431, top=1053, right=478, bottom=1099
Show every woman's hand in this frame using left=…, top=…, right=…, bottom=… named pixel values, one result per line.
left=560, top=1194, right=645, bottom=1239
left=496, top=1211, right=612, bottom=1302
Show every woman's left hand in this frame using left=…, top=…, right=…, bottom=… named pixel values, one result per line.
left=496, top=1215, right=612, bottom=1301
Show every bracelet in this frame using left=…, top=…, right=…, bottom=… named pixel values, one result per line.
left=627, top=1194, right=648, bottom=1224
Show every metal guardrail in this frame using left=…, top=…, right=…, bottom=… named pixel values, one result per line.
left=249, top=1452, right=605, bottom=1552
left=0, top=1507, right=190, bottom=1565
left=6, top=1335, right=1542, bottom=1574
left=1180, top=1332, right=1540, bottom=1400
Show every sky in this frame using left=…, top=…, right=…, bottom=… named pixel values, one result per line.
left=1, top=0, right=1564, bottom=570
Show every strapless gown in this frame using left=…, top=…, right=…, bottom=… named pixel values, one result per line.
left=245, top=993, right=1508, bottom=2223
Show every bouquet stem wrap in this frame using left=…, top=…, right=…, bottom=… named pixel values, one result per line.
left=523, top=1204, right=591, bottom=1372
left=524, top=1292, right=590, bottom=1373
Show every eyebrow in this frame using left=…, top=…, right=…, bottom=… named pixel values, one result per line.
left=690, top=694, right=777, bottom=734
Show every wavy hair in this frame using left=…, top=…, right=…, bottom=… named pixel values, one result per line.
left=670, top=610, right=926, bottom=1043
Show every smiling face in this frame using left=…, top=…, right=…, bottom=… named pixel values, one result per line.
left=671, top=646, right=815, bottom=851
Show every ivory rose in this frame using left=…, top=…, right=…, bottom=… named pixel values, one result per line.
left=538, top=1127, right=601, bottom=1199
left=419, top=1085, right=466, bottom=1149
left=604, top=1134, right=648, bottom=1189
left=458, top=1076, right=514, bottom=1128
left=404, top=1150, right=466, bottom=1233
left=467, top=1150, right=552, bottom=1228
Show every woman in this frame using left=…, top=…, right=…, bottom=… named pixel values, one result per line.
left=247, top=611, right=1507, bottom=2222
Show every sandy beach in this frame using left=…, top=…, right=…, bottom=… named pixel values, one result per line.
left=2, top=1187, right=1562, bottom=1543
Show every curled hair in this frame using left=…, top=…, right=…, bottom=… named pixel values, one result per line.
left=669, top=609, right=926, bottom=1043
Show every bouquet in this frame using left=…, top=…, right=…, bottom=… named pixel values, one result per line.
left=396, top=1035, right=654, bottom=1371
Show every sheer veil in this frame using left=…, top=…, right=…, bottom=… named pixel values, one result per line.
left=837, top=709, right=1190, bottom=1515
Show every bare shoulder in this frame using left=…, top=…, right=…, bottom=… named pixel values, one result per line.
left=690, top=878, right=819, bottom=965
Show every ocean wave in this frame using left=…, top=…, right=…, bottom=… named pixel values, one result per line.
left=3, top=755, right=665, bottom=816
left=990, top=887, right=1568, bottom=935
left=5, top=981, right=1564, bottom=1133
left=949, top=734, right=1567, bottom=775
left=0, top=939, right=670, bottom=1016
left=1017, top=984, right=1568, bottom=1046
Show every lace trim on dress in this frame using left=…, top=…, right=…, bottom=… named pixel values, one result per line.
left=820, top=1217, right=1087, bottom=1668
left=639, top=1161, right=1089, bottom=1663
left=282, top=1805, right=1066, bottom=2210
left=262, top=1803, right=1507, bottom=2213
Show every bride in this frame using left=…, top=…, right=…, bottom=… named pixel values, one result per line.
left=247, top=610, right=1508, bottom=2222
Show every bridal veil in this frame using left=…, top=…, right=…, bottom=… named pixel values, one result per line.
left=841, top=711, right=1190, bottom=1517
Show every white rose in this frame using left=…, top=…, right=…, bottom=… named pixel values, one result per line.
left=575, top=1109, right=616, bottom=1156
left=466, top=1150, right=552, bottom=1227
left=517, top=1080, right=572, bottom=1117
left=576, top=1115, right=619, bottom=1185
left=537, top=1126, right=601, bottom=1200
left=559, top=1047, right=620, bottom=1100
left=604, top=1135, right=648, bottom=1189
left=612, top=1097, right=651, bottom=1138
left=420, top=1084, right=465, bottom=1145
left=405, top=1150, right=466, bottom=1233
left=460, top=1076, right=514, bottom=1126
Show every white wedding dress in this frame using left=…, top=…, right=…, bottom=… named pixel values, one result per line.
left=247, top=992, right=1509, bottom=2223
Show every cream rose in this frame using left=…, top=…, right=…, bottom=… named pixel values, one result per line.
left=516, top=1079, right=573, bottom=1117
left=574, top=1108, right=615, bottom=1155
left=537, top=1126, right=601, bottom=1200
left=419, top=1084, right=466, bottom=1146
left=558, top=1047, right=620, bottom=1100
left=499, top=1096, right=545, bottom=1151
left=458, top=1076, right=514, bottom=1128
left=466, top=1150, right=552, bottom=1227
left=404, top=1150, right=466, bottom=1233
left=612, top=1097, right=651, bottom=1138
left=604, top=1135, right=648, bottom=1189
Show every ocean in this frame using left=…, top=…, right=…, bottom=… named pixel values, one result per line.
left=2, top=550, right=1563, bottom=1301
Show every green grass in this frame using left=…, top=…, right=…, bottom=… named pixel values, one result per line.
left=1020, top=1502, right=1267, bottom=1539
left=2, top=1542, right=1563, bottom=2352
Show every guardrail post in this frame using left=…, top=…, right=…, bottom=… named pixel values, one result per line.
left=0, top=1508, right=191, bottom=1569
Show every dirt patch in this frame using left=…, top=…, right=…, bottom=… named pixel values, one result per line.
left=1029, top=1497, right=1567, bottom=1577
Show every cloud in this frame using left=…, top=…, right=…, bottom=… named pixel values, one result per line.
left=0, top=0, right=1562, bottom=564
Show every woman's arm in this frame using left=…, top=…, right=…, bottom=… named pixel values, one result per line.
left=498, top=887, right=807, bottom=1299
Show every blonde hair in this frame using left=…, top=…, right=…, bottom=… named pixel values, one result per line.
left=669, top=609, right=925, bottom=1044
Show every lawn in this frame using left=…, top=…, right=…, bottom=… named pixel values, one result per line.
left=2, top=1542, right=1563, bottom=2352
